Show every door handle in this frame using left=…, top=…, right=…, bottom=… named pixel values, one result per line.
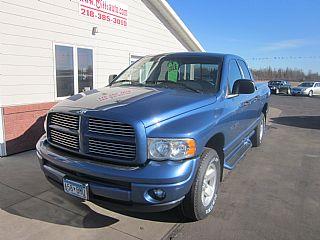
left=253, top=96, right=260, bottom=101
left=242, top=101, right=250, bottom=107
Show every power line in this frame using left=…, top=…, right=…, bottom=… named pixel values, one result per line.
left=246, top=56, right=320, bottom=61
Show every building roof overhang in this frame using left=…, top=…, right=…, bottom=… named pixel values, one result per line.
left=142, top=0, right=205, bottom=52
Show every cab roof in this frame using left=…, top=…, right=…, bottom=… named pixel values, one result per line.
left=147, top=52, right=244, bottom=61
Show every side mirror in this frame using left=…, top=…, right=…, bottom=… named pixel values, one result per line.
left=109, top=74, right=117, bottom=82
left=232, top=79, right=255, bottom=94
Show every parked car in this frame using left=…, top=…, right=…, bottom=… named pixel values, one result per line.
left=36, top=52, right=270, bottom=221
left=268, top=80, right=291, bottom=94
left=291, top=82, right=320, bottom=97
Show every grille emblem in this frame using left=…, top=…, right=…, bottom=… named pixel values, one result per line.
left=78, top=109, right=87, bottom=114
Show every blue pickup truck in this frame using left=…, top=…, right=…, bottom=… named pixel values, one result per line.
left=37, top=52, right=270, bottom=220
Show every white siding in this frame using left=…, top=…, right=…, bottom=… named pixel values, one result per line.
left=0, top=0, right=188, bottom=106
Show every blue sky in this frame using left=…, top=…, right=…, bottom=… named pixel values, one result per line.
left=167, top=0, right=320, bottom=73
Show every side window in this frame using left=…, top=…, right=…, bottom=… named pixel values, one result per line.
left=55, top=45, right=94, bottom=98
left=55, top=45, right=74, bottom=97
left=228, top=60, right=242, bottom=94
left=237, top=60, right=251, bottom=80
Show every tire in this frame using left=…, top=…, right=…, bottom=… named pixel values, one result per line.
left=287, top=88, right=291, bottom=95
left=180, top=148, right=221, bottom=221
left=308, top=90, right=313, bottom=97
left=251, top=113, right=266, bottom=147
left=275, top=88, right=279, bottom=94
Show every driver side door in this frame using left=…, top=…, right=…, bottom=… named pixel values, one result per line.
left=223, top=59, right=250, bottom=156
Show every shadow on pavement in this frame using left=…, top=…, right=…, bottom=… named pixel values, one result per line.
left=2, top=182, right=184, bottom=229
left=94, top=201, right=185, bottom=223
left=271, top=116, right=320, bottom=130
left=2, top=188, right=119, bottom=228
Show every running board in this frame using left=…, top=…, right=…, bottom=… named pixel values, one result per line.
left=224, top=137, right=253, bottom=170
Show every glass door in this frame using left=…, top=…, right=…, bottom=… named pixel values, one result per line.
left=77, top=48, right=93, bottom=93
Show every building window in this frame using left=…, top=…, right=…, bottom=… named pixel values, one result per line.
left=55, top=45, right=94, bottom=98
left=55, top=45, right=74, bottom=97
left=77, top=48, right=93, bottom=93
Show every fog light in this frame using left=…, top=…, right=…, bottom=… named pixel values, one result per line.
left=148, top=188, right=166, bottom=201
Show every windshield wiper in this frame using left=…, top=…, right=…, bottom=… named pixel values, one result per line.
left=146, top=80, right=202, bottom=93
left=109, top=79, right=132, bottom=86
left=108, top=79, right=143, bottom=86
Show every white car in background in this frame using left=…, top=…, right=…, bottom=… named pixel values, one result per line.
left=291, top=82, right=320, bottom=97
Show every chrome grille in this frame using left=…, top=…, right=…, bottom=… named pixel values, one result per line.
left=47, top=113, right=137, bottom=163
left=88, top=118, right=135, bottom=137
left=49, top=113, right=79, bottom=130
left=49, top=129, right=79, bottom=150
left=88, top=139, right=136, bottom=160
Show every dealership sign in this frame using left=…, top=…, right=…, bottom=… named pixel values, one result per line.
left=79, top=0, right=128, bottom=27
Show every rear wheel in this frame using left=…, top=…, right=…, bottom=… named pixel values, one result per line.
left=308, top=90, right=313, bottom=97
left=180, top=148, right=221, bottom=221
left=251, top=113, right=266, bottom=147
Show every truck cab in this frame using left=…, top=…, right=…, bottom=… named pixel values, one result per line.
left=37, top=52, right=270, bottom=220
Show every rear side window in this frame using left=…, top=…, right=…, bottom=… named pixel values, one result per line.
left=228, top=60, right=242, bottom=94
left=237, top=60, right=251, bottom=80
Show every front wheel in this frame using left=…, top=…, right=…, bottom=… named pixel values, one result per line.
left=287, top=88, right=291, bottom=95
left=275, top=88, right=279, bottom=94
left=180, top=148, right=221, bottom=221
left=308, top=90, right=313, bottom=97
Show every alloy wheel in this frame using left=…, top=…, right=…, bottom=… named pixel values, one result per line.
left=201, top=161, right=217, bottom=207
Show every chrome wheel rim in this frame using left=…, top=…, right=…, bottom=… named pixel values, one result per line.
left=259, top=117, right=265, bottom=142
left=201, top=161, right=217, bottom=207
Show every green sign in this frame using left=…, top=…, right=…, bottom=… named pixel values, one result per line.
left=167, top=61, right=179, bottom=82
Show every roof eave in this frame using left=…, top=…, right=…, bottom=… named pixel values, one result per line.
left=142, top=0, right=205, bottom=52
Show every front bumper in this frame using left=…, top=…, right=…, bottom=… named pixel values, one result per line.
left=291, top=90, right=307, bottom=95
left=36, top=135, right=199, bottom=212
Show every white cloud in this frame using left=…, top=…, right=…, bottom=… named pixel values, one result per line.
left=260, top=39, right=307, bottom=51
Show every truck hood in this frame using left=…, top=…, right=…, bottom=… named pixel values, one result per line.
left=54, top=86, right=217, bottom=127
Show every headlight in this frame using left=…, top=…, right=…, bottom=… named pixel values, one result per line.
left=148, top=138, right=196, bottom=161
left=44, top=114, right=48, bottom=132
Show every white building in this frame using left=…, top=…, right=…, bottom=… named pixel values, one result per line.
left=0, top=0, right=203, bottom=156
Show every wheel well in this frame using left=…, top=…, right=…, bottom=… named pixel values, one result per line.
left=205, top=133, right=225, bottom=181
left=262, top=103, right=268, bottom=118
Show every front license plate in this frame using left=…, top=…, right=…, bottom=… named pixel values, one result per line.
left=63, top=178, right=89, bottom=200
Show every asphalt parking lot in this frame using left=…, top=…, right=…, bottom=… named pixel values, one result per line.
left=0, top=95, right=319, bottom=240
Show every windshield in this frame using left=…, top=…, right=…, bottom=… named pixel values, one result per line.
left=110, top=55, right=222, bottom=93
left=269, top=81, right=282, bottom=85
left=298, top=82, right=314, bottom=87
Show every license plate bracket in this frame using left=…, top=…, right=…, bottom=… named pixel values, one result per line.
left=63, top=178, right=89, bottom=200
